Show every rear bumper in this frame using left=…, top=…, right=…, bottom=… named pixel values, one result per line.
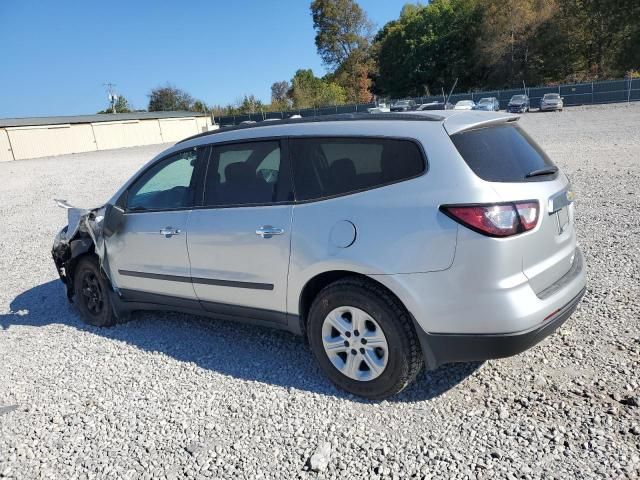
left=416, top=286, right=585, bottom=369
left=373, top=243, right=586, bottom=369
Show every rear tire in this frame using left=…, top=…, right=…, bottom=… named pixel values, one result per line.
left=307, top=277, right=423, bottom=399
left=73, top=256, right=116, bottom=327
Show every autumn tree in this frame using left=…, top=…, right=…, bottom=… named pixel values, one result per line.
left=271, top=81, right=291, bottom=110
left=476, top=0, right=557, bottom=87
left=311, top=0, right=374, bottom=102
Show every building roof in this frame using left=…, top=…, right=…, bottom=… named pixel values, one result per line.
left=0, top=111, right=208, bottom=128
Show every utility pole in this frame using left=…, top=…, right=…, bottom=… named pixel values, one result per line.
left=103, top=82, right=117, bottom=114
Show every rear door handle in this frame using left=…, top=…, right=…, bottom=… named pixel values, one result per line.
left=159, top=227, right=181, bottom=237
left=255, top=226, right=284, bottom=238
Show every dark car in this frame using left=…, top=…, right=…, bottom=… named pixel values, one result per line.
left=507, top=95, right=530, bottom=113
left=476, top=97, right=500, bottom=111
left=390, top=99, right=416, bottom=112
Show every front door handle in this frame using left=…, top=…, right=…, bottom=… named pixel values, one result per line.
left=159, top=227, right=181, bottom=237
left=255, top=225, right=284, bottom=238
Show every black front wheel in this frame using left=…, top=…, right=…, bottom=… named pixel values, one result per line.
left=73, top=256, right=116, bottom=327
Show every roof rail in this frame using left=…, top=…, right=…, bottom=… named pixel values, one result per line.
left=177, top=112, right=444, bottom=144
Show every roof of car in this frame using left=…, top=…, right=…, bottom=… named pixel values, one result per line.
left=176, top=111, right=518, bottom=147
left=178, top=112, right=443, bottom=144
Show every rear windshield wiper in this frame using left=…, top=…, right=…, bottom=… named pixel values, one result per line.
left=525, top=166, right=558, bottom=178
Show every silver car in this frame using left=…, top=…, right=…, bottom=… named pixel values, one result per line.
left=540, top=93, right=564, bottom=111
left=476, top=97, right=500, bottom=111
left=52, top=112, right=586, bottom=399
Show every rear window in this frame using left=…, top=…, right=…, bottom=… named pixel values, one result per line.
left=290, top=137, right=425, bottom=201
left=450, top=124, right=556, bottom=182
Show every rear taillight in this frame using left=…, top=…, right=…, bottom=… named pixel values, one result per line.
left=441, top=201, right=539, bottom=237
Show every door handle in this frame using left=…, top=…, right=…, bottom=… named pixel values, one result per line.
left=159, top=227, right=181, bottom=237
left=255, top=226, right=284, bottom=238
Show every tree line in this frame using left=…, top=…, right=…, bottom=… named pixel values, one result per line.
left=99, top=0, right=639, bottom=115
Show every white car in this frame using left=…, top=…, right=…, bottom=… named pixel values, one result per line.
left=368, top=106, right=390, bottom=113
left=454, top=100, right=476, bottom=110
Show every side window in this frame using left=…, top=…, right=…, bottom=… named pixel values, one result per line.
left=203, top=141, right=290, bottom=207
left=290, top=137, right=425, bottom=201
left=127, top=150, right=197, bottom=211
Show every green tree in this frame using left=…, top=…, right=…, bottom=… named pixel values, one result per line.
left=236, top=94, right=264, bottom=114
left=148, top=85, right=195, bottom=111
left=289, top=69, right=346, bottom=108
left=191, top=100, right=209, bottom=114
left=97, top=95, right=131, bottom=114
left=373, top=0, right=482, bottom=97
left=311, top=0, right=373, bottom=69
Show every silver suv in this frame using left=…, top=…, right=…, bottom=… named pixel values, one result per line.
left=52, top=112, right=586, bottom=399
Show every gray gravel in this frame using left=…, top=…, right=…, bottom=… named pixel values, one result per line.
left=1, top=104, right=640, bottom=479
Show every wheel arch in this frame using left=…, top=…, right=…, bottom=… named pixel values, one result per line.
left=297, top=270, right=407, bottom=332
left=296, top=269, right=437, bottom=369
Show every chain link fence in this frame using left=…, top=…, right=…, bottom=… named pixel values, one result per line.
left=216, top=77, right=640, bottom=126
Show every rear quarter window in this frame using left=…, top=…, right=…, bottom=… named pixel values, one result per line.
left=450, top=124, right=556, bottom=182
left=290, top=137, right=425, bottom=201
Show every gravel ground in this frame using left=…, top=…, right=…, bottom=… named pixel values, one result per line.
left=1, top=103, right=639, bottom=479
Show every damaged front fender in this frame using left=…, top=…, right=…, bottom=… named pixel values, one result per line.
left=51, top=200, right=110, bottom=301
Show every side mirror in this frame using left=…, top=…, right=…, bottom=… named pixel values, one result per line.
left=103, top=203, right=125, bottom=237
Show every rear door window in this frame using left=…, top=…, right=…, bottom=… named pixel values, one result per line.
left=290, top=137, right=425, bottom=201
left=450, top=124, right=556, bottom=182
left=202, top=140, right=292, bottom=207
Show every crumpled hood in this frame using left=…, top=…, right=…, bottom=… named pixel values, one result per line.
left=53, top=199, right=108, bottom=277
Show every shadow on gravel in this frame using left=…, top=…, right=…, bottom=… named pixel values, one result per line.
left=2, top=281, right=482, bottom=403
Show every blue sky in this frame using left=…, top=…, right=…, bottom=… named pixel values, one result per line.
left=0, top=1, right=409, bottom=118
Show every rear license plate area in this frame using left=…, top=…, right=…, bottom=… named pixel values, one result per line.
left=556, top=206, right=569, bottom=234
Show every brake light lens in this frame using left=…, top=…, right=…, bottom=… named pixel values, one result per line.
left=441, top=201, right=539, bottom=237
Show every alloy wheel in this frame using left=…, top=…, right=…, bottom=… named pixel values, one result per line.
left=321, top=306, right=389, bottom=381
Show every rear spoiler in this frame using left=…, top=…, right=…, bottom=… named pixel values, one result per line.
left=443, top=112, right=519, bottom=136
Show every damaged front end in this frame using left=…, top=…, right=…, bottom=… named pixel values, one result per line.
left=51, top=200, right=109, bottom=301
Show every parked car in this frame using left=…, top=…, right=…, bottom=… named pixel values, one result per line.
left=390, top=99, right=416, bottom=112
left=368, top=105, right=391, bottom=113
left=475, top=97, right=500, bottom=111
left=416, top=101, right=453, bottom=110
left=52, top=112, right=585, bottom=399
left=507, top=94, right=530, bottom=113
left=453, top=100, right=476, bottom=110
left=540, top=93, right=564, bottom=111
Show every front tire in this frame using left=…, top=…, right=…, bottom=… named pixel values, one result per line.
left=307, top=277, right=423, bottom=399
left=73, top=256, right=116, bottom=327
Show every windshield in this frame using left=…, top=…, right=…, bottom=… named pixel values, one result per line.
left=544, top=93, right=560, bottom=99
left=395, top=100, right=410, bottom=106
left=478, top=98, right=492, bottom=104
left=457, top=101, right=473, bottom=105
left=511, top=95, right=526, bottom=101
